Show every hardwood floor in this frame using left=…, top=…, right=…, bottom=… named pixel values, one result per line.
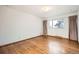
left=0, top=36, right=79, bottom=54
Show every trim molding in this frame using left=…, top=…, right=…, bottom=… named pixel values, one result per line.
left=0, top=35, right=78, bottom=47
left=0, top=35, right=43, bottom=47
left=48, top=35, right=78, bottom=42
left=47, top=35, right=69, bottom=39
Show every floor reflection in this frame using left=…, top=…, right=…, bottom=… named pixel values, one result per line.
left=48, top=41, right=65, bottom=54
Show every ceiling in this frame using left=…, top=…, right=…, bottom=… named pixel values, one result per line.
left=7, top=5, right=79, bottom=18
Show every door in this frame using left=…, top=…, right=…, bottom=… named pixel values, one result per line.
left=69, top=15, right=78, bottom=41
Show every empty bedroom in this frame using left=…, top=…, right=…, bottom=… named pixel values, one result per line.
left=0, top=5, right=79, bottom=54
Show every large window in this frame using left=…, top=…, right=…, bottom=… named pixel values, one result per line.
left=49, top=20, right=64, bottom=28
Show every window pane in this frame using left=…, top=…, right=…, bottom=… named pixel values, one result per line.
left=53, top=20, right=64, bottom=28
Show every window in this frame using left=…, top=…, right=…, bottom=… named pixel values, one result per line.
left=53, top=20, right=64, bottom=28
left=49, top=20, right=64, bottom=28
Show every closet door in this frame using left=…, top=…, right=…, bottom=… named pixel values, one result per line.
left=69, top=15, right=78, bottom=41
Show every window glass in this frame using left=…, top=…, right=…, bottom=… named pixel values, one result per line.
left=53, top=20, right=64, bottom=28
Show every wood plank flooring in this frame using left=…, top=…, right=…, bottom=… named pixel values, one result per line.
left=0, top=36, right=79, bottom=54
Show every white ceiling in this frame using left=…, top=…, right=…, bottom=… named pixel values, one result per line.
left=7, top=5, right=79, bottom=18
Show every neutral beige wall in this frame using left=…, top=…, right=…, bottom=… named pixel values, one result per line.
left=0, top=6, right=43, bottom=46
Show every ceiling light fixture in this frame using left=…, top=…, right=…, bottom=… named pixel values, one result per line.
left=42, top=6, right=52, bottom=12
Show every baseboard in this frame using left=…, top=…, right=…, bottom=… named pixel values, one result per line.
left=47, top=35, right=78, bottom=42
left=0, top=35, right=78, bottom=47
left=47, top=35, right=69, bottom=39
left=0, top=35, right=43, bottom=47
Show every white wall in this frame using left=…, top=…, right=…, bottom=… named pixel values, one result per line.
left=47, top=17, right=69, bottom=38
left=0, top=6, right=43, bottom=46
left=47, top=12, right=77, bottom=38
